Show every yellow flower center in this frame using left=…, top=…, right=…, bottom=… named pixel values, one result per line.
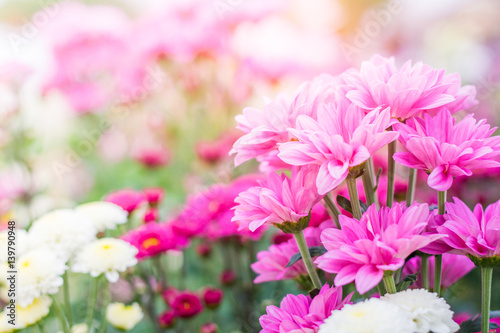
left=103, top=244, right=112, bottom=250
left=142, top=237, right=160, bottom=249
left=183, top=302, right=191, bottom=310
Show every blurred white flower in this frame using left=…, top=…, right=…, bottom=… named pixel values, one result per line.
left=75, top=201, right=128, bottom=232
left=319, top=298, right=416, bottom=333
left=381, top=289, right=459, bottom=333
left=17, top=295, right=52, bottom=328
left=106, top=302, right=143, bottom=330
left=72, top=238, right=138, bottom=282
left=18, top=248, right=66, bottom=307
left=28, top=209, right=97, bottom=261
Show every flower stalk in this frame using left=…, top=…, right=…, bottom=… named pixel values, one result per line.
left=323, top=194, right=340, bottom=229
left=434, top=190, right=446, bottom=296
left=406, top=168, right=417, bottom=207
left=382, top=272, right=397, bottom=294
left=99, top=279, right=110, bottom=333
left=293, top=230, right=322, bottom=290
left=387, top=138, right=396, bottom=208
left=421, top=254, right=430, bottom=291
left=51, top=296, right=70, bottom=333
left=86, top=276, right=100, bottom=330
left=481, top=266, right=493, bottom=333
left=63, top=270, right=73, bottom=327
left=346, top=176, right=362, bottom=220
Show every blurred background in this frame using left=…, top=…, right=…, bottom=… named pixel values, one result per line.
left=0, top=0, right=499, bottom=331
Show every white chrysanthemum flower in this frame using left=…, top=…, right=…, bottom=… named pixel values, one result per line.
left=319, top=298, right=416, bottom=333
left=17, top=295, right=52, bottom=327
left=75, top=202, right=128, bottom=232
left=18, top=248, right=67, bottom=307
left=106, top=302, right=143, bottom=330
left=381, top=289, right=460, bottom=333
left=28, top=209, right=97, bottom=261
left=72, top=238, right=138, bottom=282
left=0, top=310, right=17, bottom=332
left=57, top=323, right=89, bottom=333
left=0, top=229, right=28, bottom=263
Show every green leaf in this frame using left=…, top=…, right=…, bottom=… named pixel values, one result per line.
left=396, top=272, right=419, bottom=292
left=286, top=246, right=327, bottom=268
left=457, top=314, right=500, bottom=333
left=336, top=195, right=368, bottom=214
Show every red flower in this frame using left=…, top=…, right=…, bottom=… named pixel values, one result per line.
left=171, top=291, right=203, bottom=318
left=220, top=270, right=236, bottom=286
left=202, top=288, right=223, bottom=309
left=158, top=310, right=176, bottom=328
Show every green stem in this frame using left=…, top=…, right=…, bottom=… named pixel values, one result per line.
left=346, top=176, right=362, bottom=220
left=99, top=280, right=110, bottom=333
left=434, top=190, right=446, bottom=297
left=86, top=276, right=100, bottom=330
left=51, top=296, right=70, bottom=333
left=323, top=194, right=341, bottom=229
left=387, top=139, right=396, bottom=208
left=153, top=256, right=168, bottom=289
left=362, top=159, right=378, bottom=208
left=406, top=168, right=417, bottom=207
left=421, top=254, right=429, bottom=291
left=293, top=230, right=322, bottom=290
left=376, top=282, right=386, bottom=296
left=481, top=266, right=493, bottom=333
left=438, top=191, right=447, bottom=215
left=63, top=270, right=73, bottom=327
left=434, top=254, right=443, bottom=296
left=37, top=320, right=48, bottom=333
left=383, top=273, right=397, bottom=294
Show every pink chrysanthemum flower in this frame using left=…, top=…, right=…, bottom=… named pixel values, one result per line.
left=316, top=203, right=442, bottom=294
left=403, top=253, right=475, bottom=290
left=393, top=109, right=500, bottom=191
left=278, top=101, right=398, bottom=195
left=259, top=284, right=352, bottom=333
left=232, top=166, right=322, bottom=232
left=121, top=223, right=188, bottom=261
left=172, top=175, right=267, bottom=240
left=437, top=197, right=500, bottom=262
left=105, top=189, right=147, bottom=213
left=344, top=54, right=477, bottom=120
left=252, top=221, right=333, bottom=284
left=230, top=75, right=338, bottom=168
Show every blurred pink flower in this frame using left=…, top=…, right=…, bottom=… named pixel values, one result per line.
left=134, top=147, right=171, bottom=168
left=105, top=189, right=147, bottom=213
left=143, top=187, right=165, bottom=205
left=278, top=102, right=398, bottom=195
left=344, top=54, right=476, bottom=120
left=42, top=2, right=148, bottom=113
left=143, top=208, right=159, bottom=223
left=202, top=287, right=223, bottom=309
left=121, top=223, right=188, bottom=260
left=196, top=131, right=240, bottom=164
left=158, top=310, right=176, bottom=328
left=232, top=166, right=322, bottom=232
left=259, top=284, right=352, bottom=333
left=403, top=253, right=475, bottom=290
left=252, top=221, right=332, bottom=284
left=172, top=175, right=267, bottom=240
left=316, top=203, right=442, bottom=294
left=437, top=197, right=500, bottom=260
left=200, top=322, right=218, bottom=333
left=394, top=110, right=500, bottom=191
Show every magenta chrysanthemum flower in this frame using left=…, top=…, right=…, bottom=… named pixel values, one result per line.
left=278, top=101, right=398, bottom=195
left=230, top=74, right=338, bottom=168
left=403, top=253, right=475, bottom=290
left=232, top=166, right=322, bottom=232
left=316, top=203, right=442, bottom=294
left=437, top=197, right=500, bottom=261
left=121, top=223, right=188, bottom=260
left=393, top=109, right=500, bottom=191
left=252, top=221, right=333, bottom=284
left=105, top=189, right=147, bottom=213
left=259, top=284, right=352, bottom=333
left=344, top=54, right=476, bottom=120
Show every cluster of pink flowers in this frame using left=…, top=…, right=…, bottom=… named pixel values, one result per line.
left=228, top=55, right=500, bottom=332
